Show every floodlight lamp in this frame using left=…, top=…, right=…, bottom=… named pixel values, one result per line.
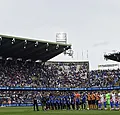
left=25, top=40, right=27, bottom=44
left=0, top=37, right=2, bottom=45
left=12, top=38, right=15, bottom=44
left=24, top=46, right=26, bottom=49
left=56, top=44, right=59, bottom=49
left=0, top=37, right=2, bottom=40
left=17, top=58, right=22, bottom=61
left=12, top=38, right=15, bottom=41
left=63, top=48, right=66, bottom=51
left=46, top=48, right=48, bottom=51
left=6, top=57, right=12, bottom=60
left=117, top=57, right=119, bottom=60
left=0, top=56, right=2, bottom=59
left=35, top=60, right=42, bottom=63
left=26, top=59, right=31, bottom=62
left=47, top=43, right=49, bottom=47
left=35, top=41, right=38, bottom=47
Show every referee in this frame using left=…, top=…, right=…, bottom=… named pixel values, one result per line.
left=33, top=94, right=39, bottom=111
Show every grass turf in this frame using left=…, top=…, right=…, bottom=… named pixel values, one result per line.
left=0, top=107, right=119, bottom=115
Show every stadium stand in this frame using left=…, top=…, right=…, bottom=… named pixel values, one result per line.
left=0, top=60, right=89, bottom=88
left=0, top=34, right=120, bottom=109
left=0, top=59, right=120, bottom=106
left=42, top=61, right=89, bottom=88
left=89, top=69, right=120, bottom=87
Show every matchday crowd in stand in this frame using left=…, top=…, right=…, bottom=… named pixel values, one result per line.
left=89, top=69, right=120, bottom=87
left=0, top=60, right=89, bottom=88
left=0, top=59, right=120, bottom=88
left=0, top=59, right=120, bottom=110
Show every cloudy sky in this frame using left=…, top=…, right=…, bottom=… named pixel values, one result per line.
left=0, top=0, right=120, bottom=70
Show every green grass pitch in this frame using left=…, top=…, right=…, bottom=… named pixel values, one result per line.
left=0, top=107, right=119, bottom=115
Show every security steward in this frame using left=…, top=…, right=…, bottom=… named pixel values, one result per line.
left=33, top=94, right=39, bottom=111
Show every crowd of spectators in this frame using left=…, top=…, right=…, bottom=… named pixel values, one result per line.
left=43, top=61, right=88, bottom=88
left=0, top=59, right=88, bottom=88
left=89, top=69, right=120, bottom=87
left=0, top=59, right=120, bottom=88
left=0, top=59, right=120, bottom=105
left=0, top=91, right=41, bottom=104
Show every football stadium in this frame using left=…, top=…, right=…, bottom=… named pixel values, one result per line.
left=0, top=34, right=120, bottom=115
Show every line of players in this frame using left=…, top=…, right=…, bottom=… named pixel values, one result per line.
left=41, top=92, right=86, bottom=110
left=87, top=91, right=120, bottom=110
left=41, top=91, right=120, bottom=111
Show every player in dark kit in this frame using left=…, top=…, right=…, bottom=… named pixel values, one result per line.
left=81, top=93, right=86, bottom=110
left=76, top=96, right=80, bottom=110
left=71, top=93, right=75, bottom=110
left=50, top=95, right=54, bottom=110
left=66, top=96, right=71, bottom=110
left=46, top=95, right=50, bottom=110
left=41, top=94, right=46, bottom=111
left=33, top=94, right=39, bottom=111
left=63, top=97, right=67, bottom=109
left=56, top=97, right=61, bottom=110
left=60, top=95, right=63, bottom=110
left=54, top=97, right=57, bottom=110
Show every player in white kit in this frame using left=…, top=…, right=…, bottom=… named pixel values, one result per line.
left=111, top=91, right=115, bottom=110
left=100, top=92, right=104, bottom=109
left=118, top=91, right=120, bottom=110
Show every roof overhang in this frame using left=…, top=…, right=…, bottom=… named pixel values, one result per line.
left=104, top=52, right=120, bottom=62
left=0, top=34, right=71, bottom=61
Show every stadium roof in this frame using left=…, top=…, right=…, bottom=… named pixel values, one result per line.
left=104, top=52, right=120, bottom=62
left=0, top=34, right=71, bottom=62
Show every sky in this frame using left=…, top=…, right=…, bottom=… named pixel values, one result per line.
left=0, top=0, right=120, bottom=70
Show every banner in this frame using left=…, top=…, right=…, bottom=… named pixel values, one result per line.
left=0, top=103, right=41, bottom=107
left=0, top=86, right=120, bottom=91
left=0, top=103, right=119, bottom=107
